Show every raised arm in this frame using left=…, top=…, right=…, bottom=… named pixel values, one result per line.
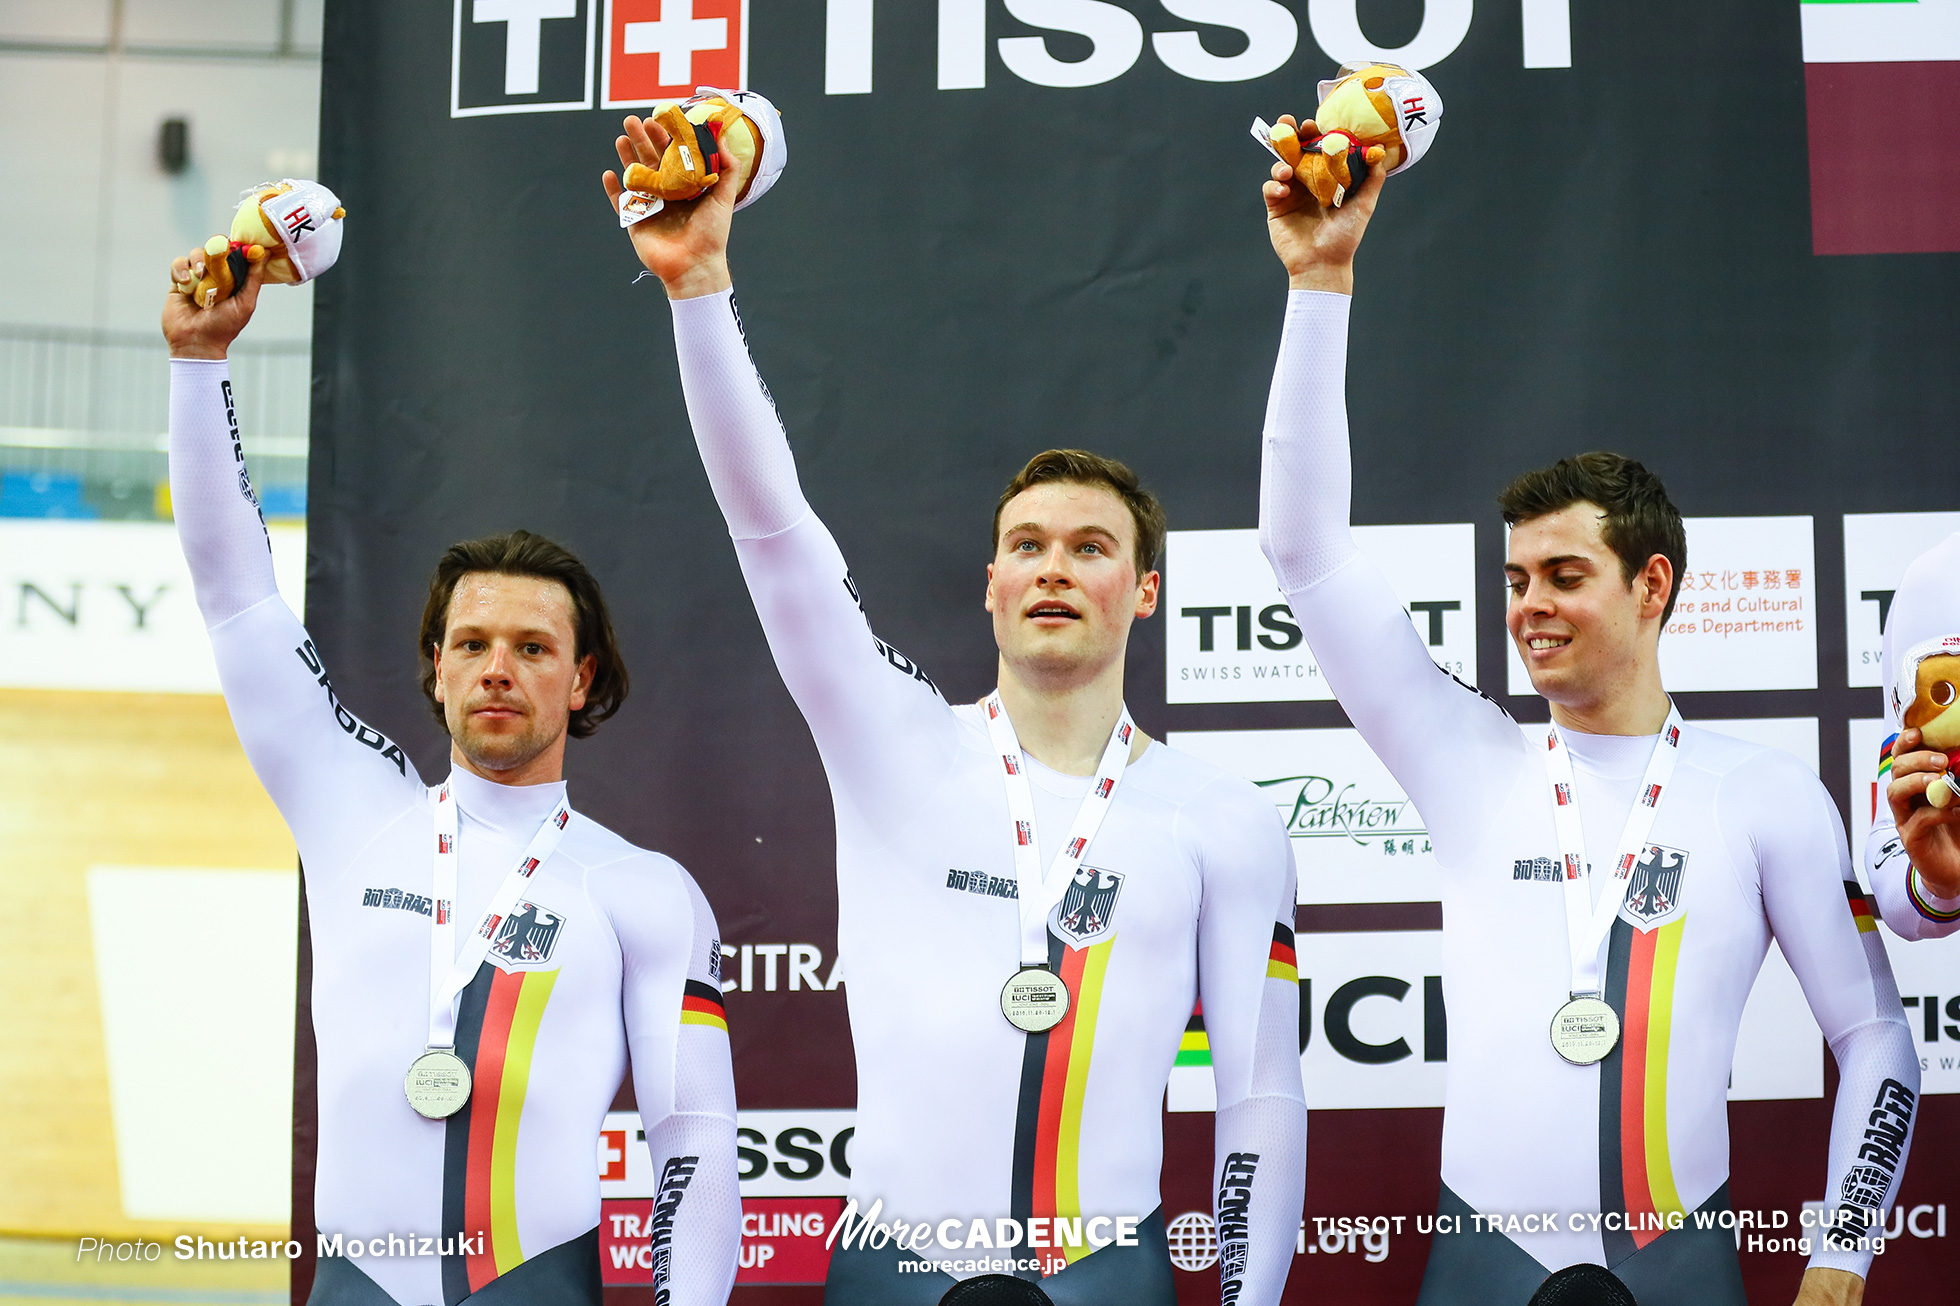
left=1868, top=537, right=1960, bottom=937
left=1255, top=128, right=1522, bottom=862
left=1191, top=778, right=1305, bottom=1306
left=603, top=121, right=956, bottom=834
left=163, top=251, right=421, bottom=862
left=1734, top=757, right=1918, bottom=1294
left=615, top=862, right=740, bottom=1306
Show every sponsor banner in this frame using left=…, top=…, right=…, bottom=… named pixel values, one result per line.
left=450, top=0, right=596, bottom=117
left=602, top=0, right=747, bottom=108
left=1167, top=727, right=1442, bottom=905
left=1509, top=516, right=1817, bottom=696
left=600, top=1196, right=841, bottom=1285
left=0, top=520, right=305, bottom=694
left=1165, top=719, right=1816, bottom=908
left=1886, top=933, right=1960, bottom=1096
left=1166, top=929, right=1820, bottom=1114
left=1843, top=512, right=1960, bottom=687
left=601, top=1109, right=855, bottom=1198
left=1166, top=525, right=1475, bottom=705
left=600, top=1109, right=853, bottom=1284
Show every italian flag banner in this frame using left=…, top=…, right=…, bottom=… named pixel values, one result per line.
left=1801, top=0, right=1960, bottom=254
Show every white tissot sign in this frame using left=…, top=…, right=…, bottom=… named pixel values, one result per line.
left=1167, top=727, right=1444, bottom=904
left=1509, top=516, right=1817, bottom=696
left=1842, top=512, right=1960, bottom=688
left=1166, top=929, right=1821, bottom=1112
left=600, top=1109, right=855, bottom=1198
left=1166, top=524, right=1475, bottom=704
left=1882, top=933, right=1960, bottom=1097
left=0, top=520, right=306, bottom=693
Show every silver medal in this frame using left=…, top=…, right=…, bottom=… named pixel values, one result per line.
left=404, top=1047, right=473, bottom=1119
left=1549, top=995, right=1621, bottom=1066
left=1000, top=966, right=1070, bottom=1033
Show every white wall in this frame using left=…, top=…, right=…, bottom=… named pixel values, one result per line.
left=0, top=0, right=324, bottom=339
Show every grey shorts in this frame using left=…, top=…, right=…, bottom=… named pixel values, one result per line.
left=1415, top=1184, right=1747, bottom=1306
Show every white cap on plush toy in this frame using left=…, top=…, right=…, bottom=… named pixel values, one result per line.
left=1893, top=634, right=1960, bottom=723
left=686, top=86, right=786, bottom=211
left=1318, top=62, right=1443, bottom=175
left=258, top=179, right=346, bottom=281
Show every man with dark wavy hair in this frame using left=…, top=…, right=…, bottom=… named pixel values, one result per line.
left=1253, top=124, right=1916, bottom=1306
left=162, top=250, right=738, bottom=1306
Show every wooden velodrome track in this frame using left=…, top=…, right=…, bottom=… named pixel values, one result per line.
left=0, top=688, right=294, bottom=1242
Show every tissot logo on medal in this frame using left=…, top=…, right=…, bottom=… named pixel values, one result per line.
left=1050, top=866, right=1123, bottom=946
left=1621, top=843, right=1687, bottom=927
left=490, top=901, right=564, bottom=965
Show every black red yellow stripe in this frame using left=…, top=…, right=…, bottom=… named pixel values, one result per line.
left=681, top=978, right=729, bottom=1032
left=1009, top=934, right=1113, bottom=1271
left=1597, top=916, right=1686, bottom=1265
left=1845, top=879, right=1880, bottom=934
left=440, top=963, right=558, bottom=1302
left=1268, top=923, right=1298, bottom=983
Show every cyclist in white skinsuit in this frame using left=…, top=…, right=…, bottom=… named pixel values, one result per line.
left=163, top=253, right=739, bottom=1306
left=601, top=119, right=1306, bottom=1306
left=1866, top=531, right=1960, bottom=938
left=1253, top=129, right=1917, bottom=1306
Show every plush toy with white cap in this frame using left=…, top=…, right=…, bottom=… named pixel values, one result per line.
left=188, top=179, right=347, bottom=307
left=615, top=86, right=785, bottom=225
left=1895, top=634, right=1960, bottom=808
left=1252, top=62, right=1442, bottom=208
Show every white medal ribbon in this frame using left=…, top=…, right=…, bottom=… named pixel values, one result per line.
left=426, top=780, right=573, bottom=1051
left=1542, top=705, right=1686, bottom=1000
left=982, top=691, right=1137, bottom=968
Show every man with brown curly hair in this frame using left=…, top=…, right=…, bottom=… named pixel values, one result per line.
left=162, top=249, right=738, bottom=1306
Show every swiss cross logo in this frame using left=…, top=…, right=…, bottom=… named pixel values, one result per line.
left=1002, top=755, right=1021, bottom=776
left=1094, top=777, right=1114, bottom=799
left=1553, top=782, right=1571, bottom=806
left=603, top=0, right=745, bottom=108
left=1016, top=821, right=1033, bottom=846
left=521, top=856, right=541, bottom=875
left=451, top=0, right=597, bottom=117
left=1065, top=836, right=1087, bottom=859
left=1642, top=783, right=1663, bottom=807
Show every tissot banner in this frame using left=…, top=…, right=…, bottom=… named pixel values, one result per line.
left=310, top=2, right=1956, bottom=1301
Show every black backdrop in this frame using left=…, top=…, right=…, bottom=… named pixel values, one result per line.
left=298, top=1, right=1958, bottom=1301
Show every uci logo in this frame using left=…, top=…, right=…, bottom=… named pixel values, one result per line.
left=451, top=0, right=745, bottom=118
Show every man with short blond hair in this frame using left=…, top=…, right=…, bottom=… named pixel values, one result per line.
left=603, top=115, right=1306, bottom=1306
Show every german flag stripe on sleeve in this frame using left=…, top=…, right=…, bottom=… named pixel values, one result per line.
left=1845, top=880, right=1879, bottom=934
left=1267, top=922, right=1298, bottom=983
left=681, top=978, right=729, bottom=1032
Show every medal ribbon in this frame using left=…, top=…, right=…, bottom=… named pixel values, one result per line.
left=426, top=780, right=574, bottom=1050
left=1543, top=705, right=1685, bottom=998
left=982, top=691, right=1137, bottom=968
